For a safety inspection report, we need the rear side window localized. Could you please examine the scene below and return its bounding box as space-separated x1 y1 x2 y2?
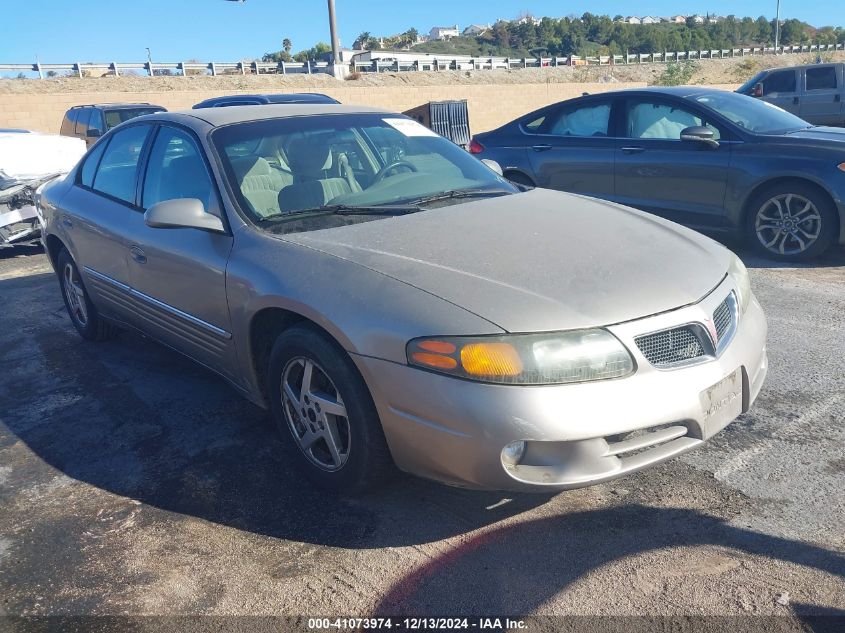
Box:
522 115 546 132
142 126 214 210
547 103 611 137
61 110 78 135
74 109 91 135
91 125 151 204
80 141 107 187
104 108 162 130
806 66 838 91
763 70 797 95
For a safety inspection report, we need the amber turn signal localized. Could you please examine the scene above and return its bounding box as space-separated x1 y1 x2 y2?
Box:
460 342 523 377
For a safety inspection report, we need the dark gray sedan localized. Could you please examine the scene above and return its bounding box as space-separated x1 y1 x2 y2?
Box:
470 88 845 261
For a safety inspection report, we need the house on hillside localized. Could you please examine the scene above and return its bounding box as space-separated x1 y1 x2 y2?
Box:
462 24 491 36
641 16 660 25
625 16 642 25
429 25 460 41
690 15 706 24
707 15 724 24
670 15 687 24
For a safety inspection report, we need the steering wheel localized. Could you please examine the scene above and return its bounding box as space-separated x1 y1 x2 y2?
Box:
374 160 418 183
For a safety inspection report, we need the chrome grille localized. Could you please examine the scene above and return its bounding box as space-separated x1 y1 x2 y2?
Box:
713 298 732 340
635 327 707 367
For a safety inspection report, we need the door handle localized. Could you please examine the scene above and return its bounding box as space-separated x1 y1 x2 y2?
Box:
836 94 841 103
793 96 800 105
130 246 147 264
621 146 646 154
531 144 552 152
60 216 73 229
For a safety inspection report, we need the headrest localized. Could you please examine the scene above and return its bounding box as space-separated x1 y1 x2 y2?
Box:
286 134 333 176
230 155 272 179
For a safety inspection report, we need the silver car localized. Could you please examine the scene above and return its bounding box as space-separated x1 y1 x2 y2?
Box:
38 104 768 493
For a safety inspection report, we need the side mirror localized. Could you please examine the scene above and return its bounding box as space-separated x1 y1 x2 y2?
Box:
680 126 720 150
480 158 503 176
753 82 764 98
86 128 102 138
144 198 225 233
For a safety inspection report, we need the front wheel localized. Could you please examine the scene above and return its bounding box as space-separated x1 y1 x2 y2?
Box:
746 183 837 261
267 324 393 494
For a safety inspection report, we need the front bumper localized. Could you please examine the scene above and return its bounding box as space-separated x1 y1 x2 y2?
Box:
353 276 768 492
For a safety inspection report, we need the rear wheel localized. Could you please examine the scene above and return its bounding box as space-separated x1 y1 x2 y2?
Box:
57 248 117 341
746 182 837 261
268 324 393 494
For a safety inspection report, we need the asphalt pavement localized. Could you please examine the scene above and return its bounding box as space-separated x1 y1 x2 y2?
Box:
0 244 843 627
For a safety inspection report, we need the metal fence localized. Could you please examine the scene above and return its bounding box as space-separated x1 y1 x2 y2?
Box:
1 43 843 79
0 60 332 79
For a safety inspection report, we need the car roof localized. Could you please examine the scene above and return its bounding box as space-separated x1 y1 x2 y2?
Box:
193 93 339 107
141 104 395 128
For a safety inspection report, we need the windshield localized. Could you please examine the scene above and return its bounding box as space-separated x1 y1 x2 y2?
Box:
694 92 810 134
212 114 516 234
104 108 165 129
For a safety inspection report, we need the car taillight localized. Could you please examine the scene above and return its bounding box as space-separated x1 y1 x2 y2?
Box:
468 138 484 154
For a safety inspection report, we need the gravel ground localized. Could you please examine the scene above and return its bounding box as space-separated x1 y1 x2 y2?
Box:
2 52 843 93
0 242 843 628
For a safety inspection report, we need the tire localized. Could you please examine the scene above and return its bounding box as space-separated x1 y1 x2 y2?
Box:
267 324 394 494
56 248 118 341
504 171 535 189
745 182 838 262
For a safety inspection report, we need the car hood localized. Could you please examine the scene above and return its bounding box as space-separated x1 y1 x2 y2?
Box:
780 126 845 144
284 189 731 333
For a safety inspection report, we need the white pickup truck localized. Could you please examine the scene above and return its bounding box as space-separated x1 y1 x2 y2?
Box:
0 130 86 248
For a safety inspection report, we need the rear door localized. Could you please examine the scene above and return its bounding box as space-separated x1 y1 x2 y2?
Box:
800 65 842 126
760 69 801 115
613 96 732 228
525 97 615 198
125 124 237 377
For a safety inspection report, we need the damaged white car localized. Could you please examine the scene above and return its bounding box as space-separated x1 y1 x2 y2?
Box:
0 130 86 248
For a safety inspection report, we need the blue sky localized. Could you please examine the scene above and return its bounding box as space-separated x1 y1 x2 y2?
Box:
0 1 841 62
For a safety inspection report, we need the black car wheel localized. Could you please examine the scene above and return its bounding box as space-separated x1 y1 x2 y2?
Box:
746 182 837 261
57 248 117 341
268 324 394 494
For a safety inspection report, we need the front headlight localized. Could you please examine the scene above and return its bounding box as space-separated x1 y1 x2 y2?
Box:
728 254 752 315
407 330 635 385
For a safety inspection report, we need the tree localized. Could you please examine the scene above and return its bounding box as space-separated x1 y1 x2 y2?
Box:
283 38 292 54
354 31 372 49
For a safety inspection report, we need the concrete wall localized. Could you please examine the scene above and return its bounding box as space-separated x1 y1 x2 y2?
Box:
0 82 649 135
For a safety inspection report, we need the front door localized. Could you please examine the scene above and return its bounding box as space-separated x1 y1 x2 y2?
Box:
761 68 801 116
525 98 615 198
613 97 732 229
800 65 843 126
125 124 237 378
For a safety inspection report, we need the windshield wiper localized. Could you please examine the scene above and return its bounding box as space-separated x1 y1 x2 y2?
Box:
404 188 515 206
258 203 422 222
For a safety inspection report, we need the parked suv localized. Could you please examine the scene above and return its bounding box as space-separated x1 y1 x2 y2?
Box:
192 93 339 109
60 103 166 146
737 63 844 126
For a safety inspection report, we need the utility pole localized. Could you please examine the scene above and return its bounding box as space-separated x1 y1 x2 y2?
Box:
327 0 340 64
774 0 781 53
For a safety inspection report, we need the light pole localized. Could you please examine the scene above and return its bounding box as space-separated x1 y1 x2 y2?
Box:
224 0 341 65
774 0 781 53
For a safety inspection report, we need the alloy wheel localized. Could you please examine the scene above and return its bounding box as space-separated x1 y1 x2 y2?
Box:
754 193 822 256
280 357 350 471
62 263 88 327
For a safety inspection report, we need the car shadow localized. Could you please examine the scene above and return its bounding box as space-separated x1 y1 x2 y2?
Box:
708 235 845 270
0 272 553 550
373 506 845 621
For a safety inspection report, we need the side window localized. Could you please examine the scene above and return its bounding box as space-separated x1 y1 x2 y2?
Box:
763 70 797 95
80 141 107 188
142 126 214 211
627 102 720 140
546 103 611 137
806 67 837 91
89 110 105 134
61 110 78 135
91 125 151 204
522 114 546 132
74 109 91 135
